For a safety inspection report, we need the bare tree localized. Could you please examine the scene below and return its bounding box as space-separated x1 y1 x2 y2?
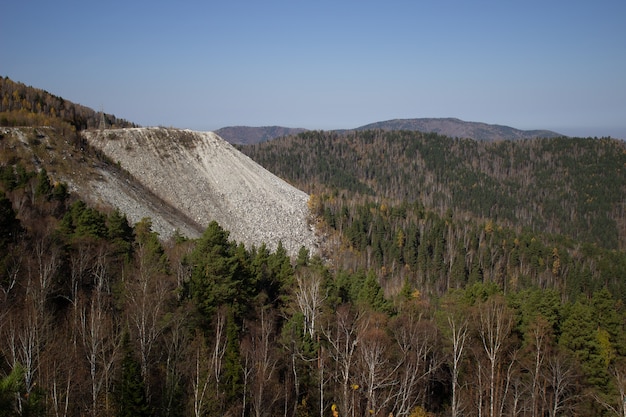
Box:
476 296 513 417
356 312 396 417
162 308 190 416
447 312 469 417
189 334 211 417
244 308 280 417
126 241 172 395
546 351 578 417
525 316 552 417
323 305 362 417
78 251 121 417
598 362 626 417
4 306 39 411
389 312 439 417
294 271 326 339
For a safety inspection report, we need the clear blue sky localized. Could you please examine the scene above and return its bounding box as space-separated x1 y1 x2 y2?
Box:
2 0 625 138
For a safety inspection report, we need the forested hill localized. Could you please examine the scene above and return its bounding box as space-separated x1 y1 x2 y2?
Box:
355 117 563 140
239 129 626 250
0 76 136 131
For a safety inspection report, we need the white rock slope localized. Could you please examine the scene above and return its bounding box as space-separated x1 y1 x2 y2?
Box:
83 127 317 255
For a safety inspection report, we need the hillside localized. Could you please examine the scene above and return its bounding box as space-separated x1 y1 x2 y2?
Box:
82 128 317 255
0 76 136 131
240 129 626 250
354 117 563 140
1 76 318 255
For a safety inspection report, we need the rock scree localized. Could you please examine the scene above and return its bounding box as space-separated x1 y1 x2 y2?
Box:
82 127 318 256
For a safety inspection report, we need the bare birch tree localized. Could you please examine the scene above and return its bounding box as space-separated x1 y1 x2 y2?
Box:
476 296 513 417
323 305 361 417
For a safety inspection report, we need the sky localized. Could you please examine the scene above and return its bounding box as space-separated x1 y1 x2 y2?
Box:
2 0 625 138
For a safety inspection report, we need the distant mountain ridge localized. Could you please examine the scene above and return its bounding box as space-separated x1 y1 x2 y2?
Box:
215 125 308 145
355 118 563 140
217 118 563 144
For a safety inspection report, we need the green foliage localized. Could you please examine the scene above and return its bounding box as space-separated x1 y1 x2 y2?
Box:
0 365 23 417
34 168 52 198
242 131 626 249
134 218 168 273
0 191 20 249
357 269 393 313
296 245 310 267
186 221 244 322
108 209 134 259
116 334 152 417
222 308 242 403
60 199 108 240
559 297 609 388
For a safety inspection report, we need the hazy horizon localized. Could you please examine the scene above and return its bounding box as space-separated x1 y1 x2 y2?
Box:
3 1 625 139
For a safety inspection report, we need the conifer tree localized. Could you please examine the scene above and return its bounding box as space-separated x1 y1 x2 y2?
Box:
117 334 152 417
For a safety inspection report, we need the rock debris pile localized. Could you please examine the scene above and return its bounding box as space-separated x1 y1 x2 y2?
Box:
82 127 318 256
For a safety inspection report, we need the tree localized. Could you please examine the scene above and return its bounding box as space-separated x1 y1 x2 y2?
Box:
445 310 469 417
356 312 395 416
243 308 280 417
125 220 172 397
79 250 122 417
0 191 20 250
475 296 514 417
323 305 361 417
295 270 325 340
117 333 152 417
0 364 23 417
186 221 242 323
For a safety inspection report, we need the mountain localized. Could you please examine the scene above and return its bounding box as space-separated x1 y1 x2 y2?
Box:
215 125 307 144
354 117 563 140
217 118 562 145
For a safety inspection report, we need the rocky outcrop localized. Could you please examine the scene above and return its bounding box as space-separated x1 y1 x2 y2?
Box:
82 127 318 256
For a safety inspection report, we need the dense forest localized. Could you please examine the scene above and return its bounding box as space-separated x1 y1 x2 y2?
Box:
3 161 626 417
239 130 626 250
2 77 626 417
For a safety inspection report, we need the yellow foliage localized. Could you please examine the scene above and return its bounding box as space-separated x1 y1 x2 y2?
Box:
307 194 323 216
408 406 429 417
396 229 405 248
597 328 616 367
485 220 494 234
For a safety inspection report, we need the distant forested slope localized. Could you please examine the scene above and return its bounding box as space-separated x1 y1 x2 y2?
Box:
240 130 626 250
